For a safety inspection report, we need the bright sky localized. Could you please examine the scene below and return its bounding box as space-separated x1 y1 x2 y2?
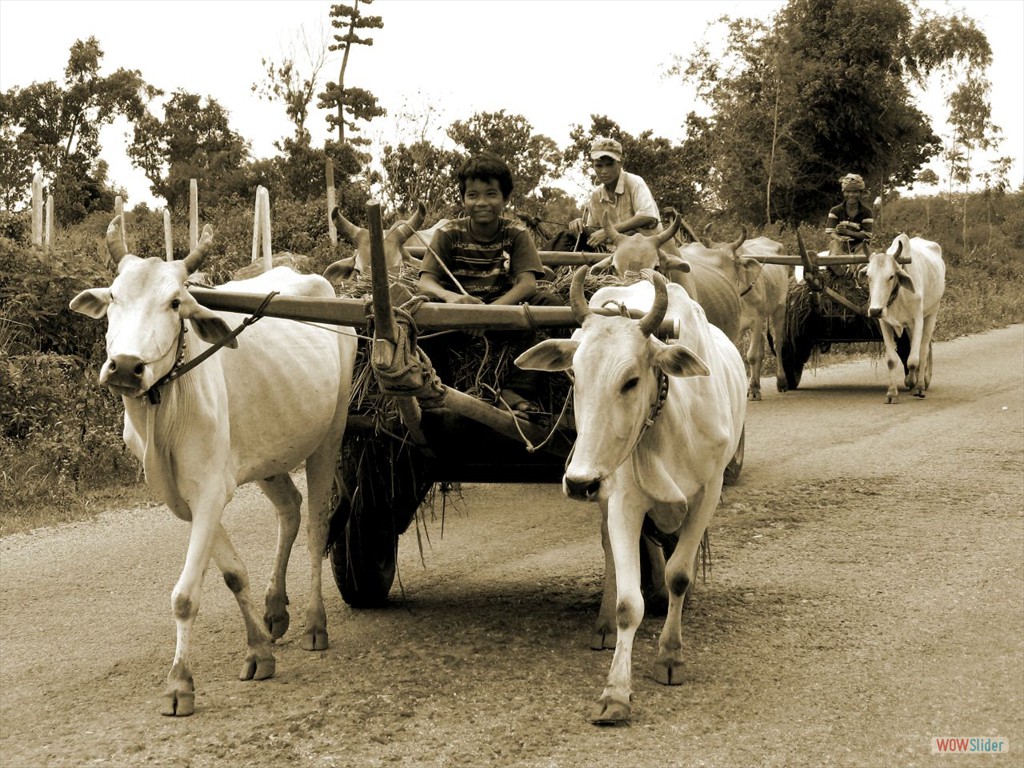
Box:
1 0 1021 209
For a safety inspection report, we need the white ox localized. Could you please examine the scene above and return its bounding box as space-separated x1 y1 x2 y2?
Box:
865 234 946 403
70 217 358 716
686 227 792 399
516 267 747 723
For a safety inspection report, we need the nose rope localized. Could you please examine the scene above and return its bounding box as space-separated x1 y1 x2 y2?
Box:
145 290 279 404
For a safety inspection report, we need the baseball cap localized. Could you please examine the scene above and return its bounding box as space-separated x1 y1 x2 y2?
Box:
590 137 623 162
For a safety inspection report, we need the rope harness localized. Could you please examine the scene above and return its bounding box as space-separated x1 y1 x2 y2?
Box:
145 290 279 404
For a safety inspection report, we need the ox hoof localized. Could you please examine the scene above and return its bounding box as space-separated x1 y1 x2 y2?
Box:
590 697 632 724
912 388 926 398
776 378 788 393
239 653 276 681
302 627 329 651
747 388 762 401
160 689 195 717
653 658 685 686
590 629 616 651
885 392 899 404
264 610 290 640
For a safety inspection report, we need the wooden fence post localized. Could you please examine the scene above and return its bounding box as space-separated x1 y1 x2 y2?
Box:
114 196 128 253
163 209 174 261
326 158 337 246
250 186 272 271
189 179 198 250
31 171 42 246
44 195 54 251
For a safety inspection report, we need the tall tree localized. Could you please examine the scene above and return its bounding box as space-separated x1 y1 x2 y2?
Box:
673 0 992 227
0 37 154 221
563 117 700 216
253 26 331 146
378 140 462 216
318 1 385 147
446 110 565 211
128 91 251 210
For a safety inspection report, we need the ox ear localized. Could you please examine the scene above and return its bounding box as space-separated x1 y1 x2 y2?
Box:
69 288 112 319
660 254 691 274
654 342 710 379
323 256 357 284
515 339 579 372
588 255 615 275
401 252 425 273
178 294 237 348
895 268 916 294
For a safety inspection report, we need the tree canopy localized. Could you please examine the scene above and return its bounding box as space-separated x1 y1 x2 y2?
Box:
673 0 993 226
0 37 154 222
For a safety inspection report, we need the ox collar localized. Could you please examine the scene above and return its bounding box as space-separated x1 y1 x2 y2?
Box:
636 367 670 444
145 290 279 404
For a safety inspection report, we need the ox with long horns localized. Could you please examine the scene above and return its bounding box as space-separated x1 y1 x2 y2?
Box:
588 210 745 346
323 202 433 283
516 267 747 723
70 217 358 716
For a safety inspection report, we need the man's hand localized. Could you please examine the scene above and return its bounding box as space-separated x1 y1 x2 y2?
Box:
451 294 485 305
587 228 610 248
568 218 584 236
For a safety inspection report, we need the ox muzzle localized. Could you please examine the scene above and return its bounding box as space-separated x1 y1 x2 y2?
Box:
100 354 151 397
563 475 602 502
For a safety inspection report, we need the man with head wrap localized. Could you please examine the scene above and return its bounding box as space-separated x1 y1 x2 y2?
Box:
825 173 874 255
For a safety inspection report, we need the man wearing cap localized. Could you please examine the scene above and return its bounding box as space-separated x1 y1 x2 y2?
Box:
826 173 873 255
567 137 662 251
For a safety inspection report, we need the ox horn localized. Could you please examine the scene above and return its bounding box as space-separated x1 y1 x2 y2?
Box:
182 224 214 273
654 211 681 247
638 269 669 337
387 202 427 245
702 222 713 247
729 225 747 253
681 218 703 245
105 216 128 262
331 206 364 243
569 266 591 324
601 212 626 245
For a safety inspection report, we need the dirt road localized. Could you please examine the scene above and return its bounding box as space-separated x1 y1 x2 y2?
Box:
2 326 1022 768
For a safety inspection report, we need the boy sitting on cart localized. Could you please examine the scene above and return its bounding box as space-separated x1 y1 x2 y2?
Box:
417 153 562 418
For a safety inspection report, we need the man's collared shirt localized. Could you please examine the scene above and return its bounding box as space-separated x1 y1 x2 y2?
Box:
583 170 660 233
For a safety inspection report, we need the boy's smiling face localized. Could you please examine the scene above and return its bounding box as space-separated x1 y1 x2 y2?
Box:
462 177 507 227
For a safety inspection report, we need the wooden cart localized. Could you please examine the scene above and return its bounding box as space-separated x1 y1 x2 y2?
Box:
191 203 745 607
752 234 913 390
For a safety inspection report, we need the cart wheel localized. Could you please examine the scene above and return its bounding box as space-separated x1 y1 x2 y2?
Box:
723 425 745 486
328 431 433 608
